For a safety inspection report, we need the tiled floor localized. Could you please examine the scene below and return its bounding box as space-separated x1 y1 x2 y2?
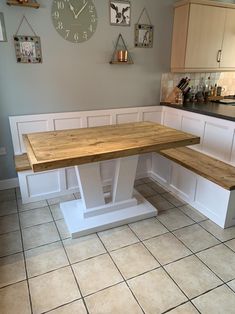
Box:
0 179 235 313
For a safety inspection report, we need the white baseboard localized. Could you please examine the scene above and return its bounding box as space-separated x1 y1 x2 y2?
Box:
0 178 19 190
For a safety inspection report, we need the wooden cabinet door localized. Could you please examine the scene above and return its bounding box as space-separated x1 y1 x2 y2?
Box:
185 4 226 69
220 8 235 68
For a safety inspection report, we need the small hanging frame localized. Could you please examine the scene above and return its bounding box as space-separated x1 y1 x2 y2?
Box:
13 15 42 63
110 33 133 64
135 8 154 48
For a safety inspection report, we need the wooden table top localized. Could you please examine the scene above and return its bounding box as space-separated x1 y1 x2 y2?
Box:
23 121 200 172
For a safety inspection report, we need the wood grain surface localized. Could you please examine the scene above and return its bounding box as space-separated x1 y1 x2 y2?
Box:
23 122 200 172
14 154 31 172
160 147 235 190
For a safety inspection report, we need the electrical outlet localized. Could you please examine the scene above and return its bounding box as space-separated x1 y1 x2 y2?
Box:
0 147 7 156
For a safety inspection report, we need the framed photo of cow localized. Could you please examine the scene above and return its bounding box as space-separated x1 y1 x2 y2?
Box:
110 1 131 26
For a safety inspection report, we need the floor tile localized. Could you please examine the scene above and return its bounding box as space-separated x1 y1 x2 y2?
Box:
0 281 31 314
0 253 26 288
148 194 175 211
47 300 87 314
165 255 222 299
0 200 17 216
56 219 71 240
98 225 139 251
25 241 69 277
47 194 75 206
196 244 235 282
192 285 235 314
162 192 185 207
157 208 195 231
173 224 220 253
85 282 143 314
147 181 167 194
50 204 64 220
135 184 157 198
0 189 16 201
167 302 199 313
200 220 235 242
225 238 235 251
29 267 80 314
228 279 235 292
129 218 168 240
20 206 53 229
0 231 22 257
0 213 19 235
73 254 123 296
128 268 187 314
18 199 48 212
134 178 145 186
144 233 191 265
110 243 159 279
63 234 106 263
22 222 60 250
179 204 207 222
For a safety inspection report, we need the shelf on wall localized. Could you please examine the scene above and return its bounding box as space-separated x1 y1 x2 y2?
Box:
110 61 134 65
7 0 40 8
110 34 133 65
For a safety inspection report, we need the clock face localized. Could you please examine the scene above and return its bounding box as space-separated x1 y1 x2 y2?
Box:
51 0 98 43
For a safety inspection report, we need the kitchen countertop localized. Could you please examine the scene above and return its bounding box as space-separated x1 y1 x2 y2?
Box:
161 101 235 122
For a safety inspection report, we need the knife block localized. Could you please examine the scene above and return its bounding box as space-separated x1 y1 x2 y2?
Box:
165 87 182 103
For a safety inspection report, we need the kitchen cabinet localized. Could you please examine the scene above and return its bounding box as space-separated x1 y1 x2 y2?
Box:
171 0 235 72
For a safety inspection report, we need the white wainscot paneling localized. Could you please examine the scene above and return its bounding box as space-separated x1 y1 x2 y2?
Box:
181 115 205 149
54 117 82 130
143 111 162 123
170 162 197 203
202 122 234 161
137 154 152 178
163 110 182 129
194 176 231 228
65 167 79 190
151 153 171 186
116 112 139 124
87 115 112 127
16 120 50 153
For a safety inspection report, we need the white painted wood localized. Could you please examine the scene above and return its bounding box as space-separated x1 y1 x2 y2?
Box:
87 115 112 127
163 110 182 129
202 121 234 161
116 112 140 124
181 115 205 150
169 161 197 203
54 117 82 130
151 153 171 185
112 155 139 203
75 163 105 210
61 190 157 238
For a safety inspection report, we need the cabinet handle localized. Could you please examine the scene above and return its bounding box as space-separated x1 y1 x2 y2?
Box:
217 50 222 63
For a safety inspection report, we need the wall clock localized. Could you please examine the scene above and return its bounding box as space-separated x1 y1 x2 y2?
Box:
51 0 98 43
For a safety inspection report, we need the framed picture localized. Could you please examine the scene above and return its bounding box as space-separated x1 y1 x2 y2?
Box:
135 24 153 48
110 1 131 26
0 13 7 42
14 35 42 63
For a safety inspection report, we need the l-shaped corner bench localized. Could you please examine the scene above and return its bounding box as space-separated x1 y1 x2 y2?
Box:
10 105 235 229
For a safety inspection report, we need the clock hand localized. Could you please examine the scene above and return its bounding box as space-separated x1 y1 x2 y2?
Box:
68 2 76 18
75 2 88 19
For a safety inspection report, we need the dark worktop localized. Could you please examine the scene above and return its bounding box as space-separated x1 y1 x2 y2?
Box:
161 102 235 122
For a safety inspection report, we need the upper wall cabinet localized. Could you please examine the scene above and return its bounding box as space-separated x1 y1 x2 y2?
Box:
171 0 235 72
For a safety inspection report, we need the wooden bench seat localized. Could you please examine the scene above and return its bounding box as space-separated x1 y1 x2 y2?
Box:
160 147 235 191
14 154 31 172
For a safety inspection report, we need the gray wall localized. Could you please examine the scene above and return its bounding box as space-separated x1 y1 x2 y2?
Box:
0 0 174 181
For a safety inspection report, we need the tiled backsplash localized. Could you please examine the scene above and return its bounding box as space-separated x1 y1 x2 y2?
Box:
161 72 235 102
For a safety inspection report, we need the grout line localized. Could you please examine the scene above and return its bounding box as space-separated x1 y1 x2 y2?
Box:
46 199 89 314
15 190 33 314
96 232 146 314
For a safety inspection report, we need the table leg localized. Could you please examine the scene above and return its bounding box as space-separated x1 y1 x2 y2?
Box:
61 155 157 238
